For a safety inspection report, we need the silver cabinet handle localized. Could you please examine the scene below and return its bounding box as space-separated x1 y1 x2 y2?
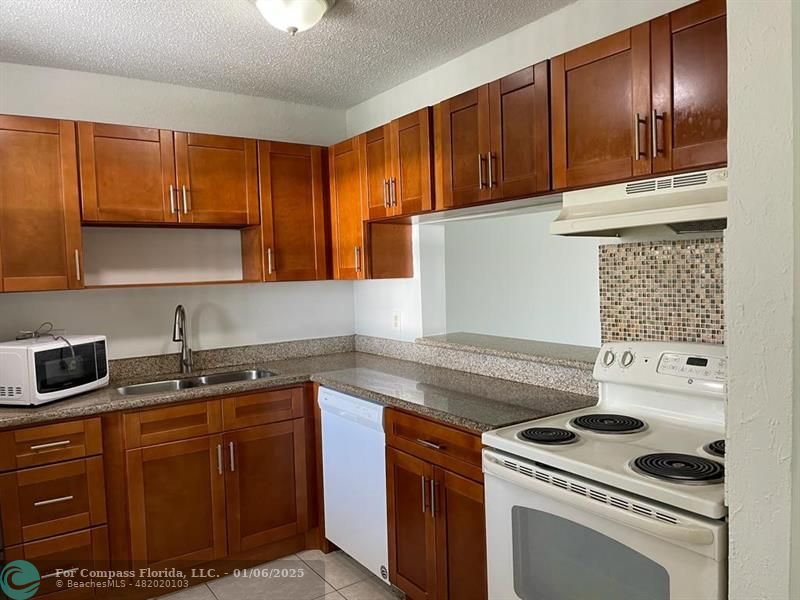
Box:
354 246 362 273
651 110 664 158
487 152 494 189
216 444 223 475
634 113 647 160
478 154 485 189
34 495 74 507
416 438 444 451
267 247 274 275
383 179 389 208
30 440 70 451
421 475 427 513
182 184 189 214
390 177 397 207
74 250 81 282
169 184 176 214
429 479 437 516
228 442 235 472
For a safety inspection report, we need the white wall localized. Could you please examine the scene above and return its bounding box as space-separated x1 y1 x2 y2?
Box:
794 3 800 595
0 62 346 145
0 282 354 360
443 209 602 347
726 1 799 598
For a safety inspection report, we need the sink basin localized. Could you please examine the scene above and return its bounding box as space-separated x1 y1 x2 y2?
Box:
116 369 275 396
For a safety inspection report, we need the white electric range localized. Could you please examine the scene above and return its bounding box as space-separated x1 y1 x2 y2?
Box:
482 341 727 600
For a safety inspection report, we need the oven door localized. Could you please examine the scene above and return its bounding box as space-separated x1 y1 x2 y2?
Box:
483 450 726 600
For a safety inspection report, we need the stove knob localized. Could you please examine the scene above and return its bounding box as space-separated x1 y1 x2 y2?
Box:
602 350 615 367
621 350 635 368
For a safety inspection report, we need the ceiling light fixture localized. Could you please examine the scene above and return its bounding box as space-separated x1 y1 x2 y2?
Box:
256 0 336 36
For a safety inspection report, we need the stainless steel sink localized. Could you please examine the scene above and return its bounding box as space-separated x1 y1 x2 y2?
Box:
116 369 275 396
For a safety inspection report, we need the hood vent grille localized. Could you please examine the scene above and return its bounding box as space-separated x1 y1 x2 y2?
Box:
673 172 709 188
626 172 711 196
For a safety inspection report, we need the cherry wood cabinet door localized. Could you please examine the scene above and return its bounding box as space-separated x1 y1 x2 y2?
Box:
390 108 433 215
387 448 436 600
434 86 491 208
224 420 307 554
259 141 327 282
551 24 652 189
328 137 365 280
433 467 487 600
78 122 177 223
651 0 727 173
174 132 259 226
360 125 392 220
0 116 82 292
488 62 551 199
126 435 226 568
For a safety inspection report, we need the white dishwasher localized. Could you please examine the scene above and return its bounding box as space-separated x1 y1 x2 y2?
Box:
318 387 389 582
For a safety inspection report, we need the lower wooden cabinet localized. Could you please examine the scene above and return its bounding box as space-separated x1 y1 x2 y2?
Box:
386 411 488 600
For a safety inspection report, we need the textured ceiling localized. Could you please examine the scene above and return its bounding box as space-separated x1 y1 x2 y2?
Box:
0 0 575 108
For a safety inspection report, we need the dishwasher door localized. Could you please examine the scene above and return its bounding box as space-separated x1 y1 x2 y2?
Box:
319 387 389 582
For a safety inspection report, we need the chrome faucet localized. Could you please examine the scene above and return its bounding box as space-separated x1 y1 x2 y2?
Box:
172 305 193 374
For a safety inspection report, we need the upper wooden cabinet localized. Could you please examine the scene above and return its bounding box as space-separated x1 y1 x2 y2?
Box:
651 0 727 173
259 141 328 282
435 62 550 208
361 108 433 219
329 137 365 280
78 124 259 226
175 132 260 226
552 0 727 188
551 25 652 189
0 116 83 292
78 123 176 223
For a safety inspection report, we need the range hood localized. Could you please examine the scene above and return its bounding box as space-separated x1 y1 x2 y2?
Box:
550 168 728 236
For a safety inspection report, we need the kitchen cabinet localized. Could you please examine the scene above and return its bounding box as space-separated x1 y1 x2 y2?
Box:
126 434 228 568
0 115 83 292
551 25 652 189
435 62 549 208
224 420 307 553
651 0 727 173
328 137 365 280
175 132 260 226
78 123 176 223
385 410 487 600
362 108 433 218
552 0 727 188
259 141 328 281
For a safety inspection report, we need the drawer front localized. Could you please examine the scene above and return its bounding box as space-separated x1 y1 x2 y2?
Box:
385 409 482 481
5 526 109 599
0 457 107 545
124 400 222 448
222 387 304 430
0 418 102 472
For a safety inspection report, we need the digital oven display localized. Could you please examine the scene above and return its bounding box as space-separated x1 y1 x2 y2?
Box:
686 357 708 367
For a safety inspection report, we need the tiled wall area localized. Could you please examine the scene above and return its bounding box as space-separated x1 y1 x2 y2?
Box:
599 238 724 344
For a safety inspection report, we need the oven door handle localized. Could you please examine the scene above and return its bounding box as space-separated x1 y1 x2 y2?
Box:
483 454 714 547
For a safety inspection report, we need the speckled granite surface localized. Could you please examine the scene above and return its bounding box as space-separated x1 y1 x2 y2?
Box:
0 352 597 433
355 335 598 397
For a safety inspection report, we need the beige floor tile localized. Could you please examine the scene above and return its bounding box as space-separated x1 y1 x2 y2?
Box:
299 550 374 590
207 555 333 600
153 583 216 600
338 576 402 600
318 592 346 600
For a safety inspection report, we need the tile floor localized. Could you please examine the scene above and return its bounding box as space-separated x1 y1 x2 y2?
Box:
156 550 403 600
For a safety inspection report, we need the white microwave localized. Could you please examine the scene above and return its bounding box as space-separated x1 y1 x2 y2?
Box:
0 335 109 406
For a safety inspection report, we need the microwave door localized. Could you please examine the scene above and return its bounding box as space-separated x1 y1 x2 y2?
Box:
484 456 726 600
35 343 99 394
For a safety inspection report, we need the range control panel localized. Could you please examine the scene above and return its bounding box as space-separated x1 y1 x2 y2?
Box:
657 353 726 381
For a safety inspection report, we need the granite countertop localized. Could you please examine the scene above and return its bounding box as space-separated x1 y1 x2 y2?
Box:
0 352 597 433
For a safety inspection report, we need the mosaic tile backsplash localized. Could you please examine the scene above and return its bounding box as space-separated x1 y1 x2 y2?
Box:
599 238 724 345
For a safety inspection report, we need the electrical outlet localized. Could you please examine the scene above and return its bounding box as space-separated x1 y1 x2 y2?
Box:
391 310 402 331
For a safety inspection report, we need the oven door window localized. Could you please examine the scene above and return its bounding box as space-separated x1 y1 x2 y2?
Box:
512 506 669 600
35 343 98 393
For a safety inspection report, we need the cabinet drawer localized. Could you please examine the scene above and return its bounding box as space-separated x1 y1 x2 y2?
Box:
0 418 102 472
5 526 109 599
124 400 222 448
0 456 107 545
385 410 482 482
222 387 304 430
